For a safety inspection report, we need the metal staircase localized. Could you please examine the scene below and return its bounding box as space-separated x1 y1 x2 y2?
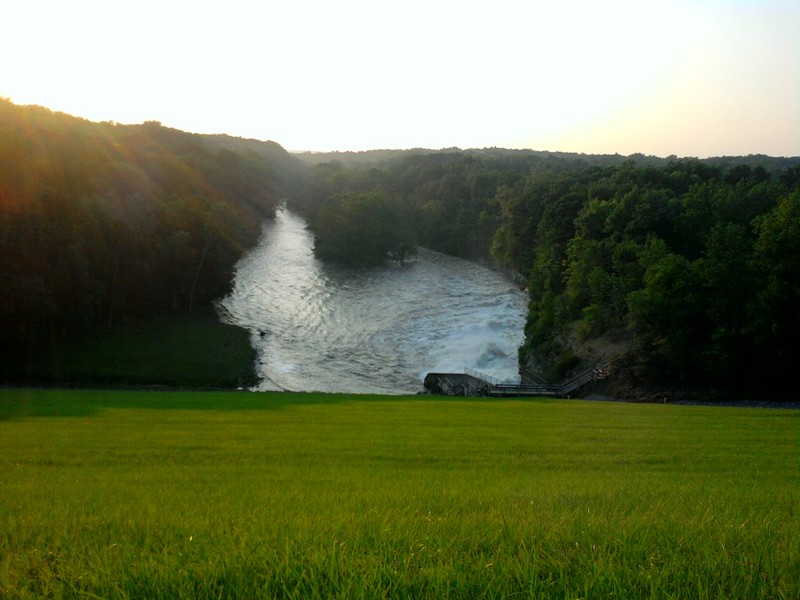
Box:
427 364 611 398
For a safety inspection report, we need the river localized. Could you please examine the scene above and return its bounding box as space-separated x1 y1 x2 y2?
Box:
218 207 529 394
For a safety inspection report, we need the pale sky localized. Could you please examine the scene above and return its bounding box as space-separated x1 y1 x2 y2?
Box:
3 0 798 157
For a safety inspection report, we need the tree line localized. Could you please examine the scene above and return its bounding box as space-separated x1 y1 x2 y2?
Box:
293 149 800 399
0 100 287 375
3 98 799 398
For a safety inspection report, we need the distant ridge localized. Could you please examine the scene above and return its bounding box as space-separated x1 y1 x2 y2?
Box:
292 146 800 171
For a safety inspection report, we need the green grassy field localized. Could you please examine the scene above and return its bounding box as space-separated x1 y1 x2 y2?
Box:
1 389 797 598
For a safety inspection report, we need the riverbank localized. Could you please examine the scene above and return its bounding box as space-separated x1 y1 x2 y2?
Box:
0 311 257 389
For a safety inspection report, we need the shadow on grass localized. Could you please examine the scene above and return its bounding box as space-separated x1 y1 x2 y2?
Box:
0 387 531 420
1 312 258 392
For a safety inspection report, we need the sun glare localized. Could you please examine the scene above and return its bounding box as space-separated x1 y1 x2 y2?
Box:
2 0 798 156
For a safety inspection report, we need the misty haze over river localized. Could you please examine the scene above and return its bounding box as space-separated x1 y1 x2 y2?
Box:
219 207 528 394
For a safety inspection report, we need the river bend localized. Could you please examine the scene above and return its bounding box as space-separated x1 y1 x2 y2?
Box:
219 207 528 393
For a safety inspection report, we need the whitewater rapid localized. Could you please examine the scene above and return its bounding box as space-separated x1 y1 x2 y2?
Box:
218 207 528 394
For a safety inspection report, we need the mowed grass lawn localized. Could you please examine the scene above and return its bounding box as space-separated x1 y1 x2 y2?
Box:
1 389 797 599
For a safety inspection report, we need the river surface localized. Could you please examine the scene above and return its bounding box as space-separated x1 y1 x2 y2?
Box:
219 207 528 394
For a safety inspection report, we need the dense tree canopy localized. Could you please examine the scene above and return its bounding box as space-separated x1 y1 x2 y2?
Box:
0 100 289 375
294 149 800 399
311 192 416 266
4 98 799 398
487 159 798 395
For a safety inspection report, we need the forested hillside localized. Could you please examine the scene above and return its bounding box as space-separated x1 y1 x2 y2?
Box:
3 98 799 398
0 100 292 377
295 151 800 399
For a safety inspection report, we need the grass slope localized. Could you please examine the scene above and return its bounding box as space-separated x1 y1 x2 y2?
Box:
1 389 798 598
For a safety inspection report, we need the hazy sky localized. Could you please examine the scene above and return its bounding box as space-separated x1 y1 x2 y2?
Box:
3 0 798 157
